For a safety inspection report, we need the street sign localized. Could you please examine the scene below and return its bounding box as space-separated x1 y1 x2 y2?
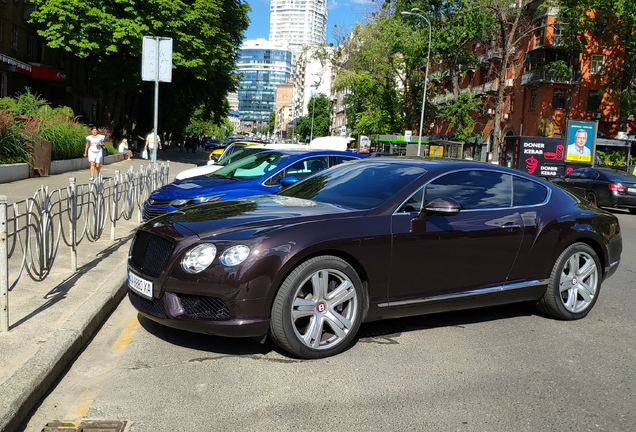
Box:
404 130 412 142
142 37 173 82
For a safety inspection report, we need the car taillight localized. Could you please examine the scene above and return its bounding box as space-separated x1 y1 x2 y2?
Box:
609 183 624 192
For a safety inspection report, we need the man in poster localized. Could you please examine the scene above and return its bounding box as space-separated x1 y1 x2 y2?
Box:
565 122 594 163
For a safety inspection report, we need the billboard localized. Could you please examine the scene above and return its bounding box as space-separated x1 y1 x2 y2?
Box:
564 119 597 164
509 136 566 177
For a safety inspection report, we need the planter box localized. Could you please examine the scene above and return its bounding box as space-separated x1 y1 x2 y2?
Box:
0 163 30 184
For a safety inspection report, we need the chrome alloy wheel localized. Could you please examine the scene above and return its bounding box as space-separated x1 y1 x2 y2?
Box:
290 268 359 350
559 251 599 313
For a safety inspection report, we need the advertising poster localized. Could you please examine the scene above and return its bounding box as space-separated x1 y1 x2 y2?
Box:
429 145 444 157
564 120 597 163
359 135 371 153
518 137 565 177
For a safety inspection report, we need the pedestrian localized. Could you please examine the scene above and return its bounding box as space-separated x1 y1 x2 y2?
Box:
118 138 133 160
145 129 162 163
179 134 185 153
84 126 105 180
185 135 192 153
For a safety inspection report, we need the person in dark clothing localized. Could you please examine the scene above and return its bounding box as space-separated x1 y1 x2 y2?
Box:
185 135 192 153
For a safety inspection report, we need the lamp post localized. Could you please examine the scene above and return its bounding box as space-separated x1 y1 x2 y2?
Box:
401 8 432 157
310 90 316 142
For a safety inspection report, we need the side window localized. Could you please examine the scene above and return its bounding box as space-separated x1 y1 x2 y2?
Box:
265 156 328 186
397 188 424 213
334 156 358 165
513 176 548 206
566 170 582 179
425 170 513 210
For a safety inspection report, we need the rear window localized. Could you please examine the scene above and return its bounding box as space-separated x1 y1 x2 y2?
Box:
513 176 548 206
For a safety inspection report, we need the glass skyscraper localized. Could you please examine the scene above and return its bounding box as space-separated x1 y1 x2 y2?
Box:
269 0 328 54
237 39 294 123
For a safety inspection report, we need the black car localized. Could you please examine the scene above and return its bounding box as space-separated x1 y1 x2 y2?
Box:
128 158 622 358
552 167 636 214
201 138 220 150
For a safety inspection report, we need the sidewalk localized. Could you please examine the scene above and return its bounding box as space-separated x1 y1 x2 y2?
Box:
0 149 207 432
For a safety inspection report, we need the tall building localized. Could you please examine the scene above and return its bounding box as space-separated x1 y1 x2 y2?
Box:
292 45 334 118
269 0 328 55
237 39 293 125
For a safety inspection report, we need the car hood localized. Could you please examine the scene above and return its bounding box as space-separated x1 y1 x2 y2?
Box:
152 195 361 238
150 176 253 199
175 164 223 180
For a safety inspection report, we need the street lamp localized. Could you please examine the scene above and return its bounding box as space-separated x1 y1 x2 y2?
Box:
402 8 432 157
310 90 316 142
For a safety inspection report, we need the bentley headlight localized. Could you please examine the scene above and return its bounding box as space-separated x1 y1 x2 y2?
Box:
221 245 250 266
182 244 217 274
171 195 225 208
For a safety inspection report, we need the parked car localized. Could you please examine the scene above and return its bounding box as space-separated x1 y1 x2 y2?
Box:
176 143 315 180
128 158 622 358
201 137 220 150
552 167 636 214
142 149 365 221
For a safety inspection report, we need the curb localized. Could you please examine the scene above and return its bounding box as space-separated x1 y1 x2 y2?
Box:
0 260 129 432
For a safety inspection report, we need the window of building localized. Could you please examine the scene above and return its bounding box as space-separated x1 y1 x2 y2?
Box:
587 91 602 111
530 89 537 110
26 35 34 59
11 25 18 51
552 89 565 109
510 94 516 112
0 20 3 41
590 55 605 75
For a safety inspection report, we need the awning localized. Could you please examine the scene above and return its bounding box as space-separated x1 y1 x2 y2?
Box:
1 54 32 72
14 64 66 82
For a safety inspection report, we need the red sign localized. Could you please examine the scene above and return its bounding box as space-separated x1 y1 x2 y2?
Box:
15 64 66 82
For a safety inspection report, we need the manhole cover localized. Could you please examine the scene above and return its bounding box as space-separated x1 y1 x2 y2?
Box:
42 420 127 432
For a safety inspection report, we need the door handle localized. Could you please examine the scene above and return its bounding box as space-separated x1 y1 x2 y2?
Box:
502 223 522 230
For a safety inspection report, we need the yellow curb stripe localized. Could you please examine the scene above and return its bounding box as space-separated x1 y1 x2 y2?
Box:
65 388 99 418
112 315 140 356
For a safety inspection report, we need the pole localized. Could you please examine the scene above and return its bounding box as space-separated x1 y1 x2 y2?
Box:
153 37 159 166
310 94 316 142
1 195 8 332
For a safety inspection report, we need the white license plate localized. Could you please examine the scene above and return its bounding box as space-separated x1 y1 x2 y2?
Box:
628 187 636 194
128 270 153 300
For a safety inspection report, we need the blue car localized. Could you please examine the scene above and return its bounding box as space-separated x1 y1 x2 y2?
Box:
143 149 365 221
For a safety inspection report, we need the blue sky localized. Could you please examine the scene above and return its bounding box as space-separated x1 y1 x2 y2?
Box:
244 0 373 46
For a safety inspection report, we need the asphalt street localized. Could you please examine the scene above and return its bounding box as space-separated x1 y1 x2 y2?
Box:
18 209 636 432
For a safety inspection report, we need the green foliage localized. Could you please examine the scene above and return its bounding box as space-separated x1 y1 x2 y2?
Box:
30 0 250 134
437 92 482 142
268 112 276 134
596 149 627 167
0 89 90 163
184 105 232 138
296 95 332 140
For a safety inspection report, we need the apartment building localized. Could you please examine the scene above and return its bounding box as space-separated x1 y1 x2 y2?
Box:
269 0 328 56
430 3 634 154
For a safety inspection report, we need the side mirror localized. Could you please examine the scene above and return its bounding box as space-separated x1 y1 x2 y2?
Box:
207 160 216 165
420 197 461 219
280 175 300 188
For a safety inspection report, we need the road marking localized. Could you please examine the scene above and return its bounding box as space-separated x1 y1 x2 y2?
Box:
65 315 140 419
112 315 140 356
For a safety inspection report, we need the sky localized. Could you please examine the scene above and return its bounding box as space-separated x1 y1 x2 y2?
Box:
244 0 374 47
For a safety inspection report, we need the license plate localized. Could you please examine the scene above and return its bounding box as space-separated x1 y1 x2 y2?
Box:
128 270 153 299
628 187 636 194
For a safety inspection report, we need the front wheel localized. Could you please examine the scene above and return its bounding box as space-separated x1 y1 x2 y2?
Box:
538 243 601 320
270 256 365 359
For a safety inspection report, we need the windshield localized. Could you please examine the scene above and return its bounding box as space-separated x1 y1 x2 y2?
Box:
210 152 293 180
279 162 426 209
217 148 266 167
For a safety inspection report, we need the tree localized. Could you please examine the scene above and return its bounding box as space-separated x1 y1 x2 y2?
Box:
268 112 276 134
30 0 250 137
437 92 483 141
297 95 331 140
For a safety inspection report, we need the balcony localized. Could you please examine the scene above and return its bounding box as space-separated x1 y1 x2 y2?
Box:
521 70 581 86
479 48 503 63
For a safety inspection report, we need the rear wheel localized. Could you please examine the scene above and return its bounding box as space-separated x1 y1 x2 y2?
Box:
586 191 598 207
538 242 601 320
270 255 365 359
628 208 636 215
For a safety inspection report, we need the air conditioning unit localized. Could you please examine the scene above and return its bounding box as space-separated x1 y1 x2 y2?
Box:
628 114 634 121
505 79 514 87
503 114 509 119
487 108 493 114
592 113 602 119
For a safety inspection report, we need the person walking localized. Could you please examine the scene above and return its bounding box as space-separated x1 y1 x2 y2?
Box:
84 126 105 180
118 138 133 160
145 129 162 163
185 135 192 153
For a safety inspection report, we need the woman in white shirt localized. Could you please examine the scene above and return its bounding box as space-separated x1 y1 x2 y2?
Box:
118 138 133 160
84 126 105 180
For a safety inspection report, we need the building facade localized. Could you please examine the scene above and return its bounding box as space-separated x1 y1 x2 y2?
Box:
269 0 328 55
429 4 634 155
292 45 334 119
237 39 293 128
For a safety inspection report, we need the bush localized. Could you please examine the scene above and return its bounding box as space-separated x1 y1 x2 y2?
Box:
0 88 91 163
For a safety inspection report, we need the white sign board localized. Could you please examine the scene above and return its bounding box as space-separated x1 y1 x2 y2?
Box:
404 130 412 142
340 126 346 136
142 37 173 82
